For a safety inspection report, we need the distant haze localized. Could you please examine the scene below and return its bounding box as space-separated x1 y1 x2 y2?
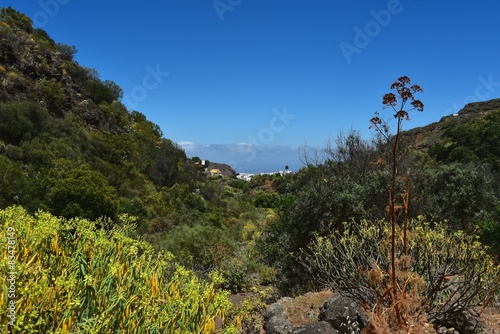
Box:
179 142 306 173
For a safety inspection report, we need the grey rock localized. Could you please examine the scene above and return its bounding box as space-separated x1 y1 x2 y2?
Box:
436 328 460 334
266 315 294 334
318 295 368 333
265 294 368 334
293 321 338 334
265 301 294 334
265 302 287 320
434 309 487 334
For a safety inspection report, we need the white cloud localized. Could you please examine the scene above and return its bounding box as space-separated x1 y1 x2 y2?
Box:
177 141 197 151
177 142 305 173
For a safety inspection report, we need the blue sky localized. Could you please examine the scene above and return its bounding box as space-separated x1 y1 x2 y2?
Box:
4 1 500 172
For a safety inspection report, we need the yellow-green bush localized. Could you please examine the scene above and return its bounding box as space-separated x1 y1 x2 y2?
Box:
300 218 500 329
0 206 234 333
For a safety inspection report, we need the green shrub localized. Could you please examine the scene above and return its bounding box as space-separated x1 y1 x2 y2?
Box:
160 223 236 272
0 101 49 144
41 160 119 220
38 81 64 116
0 7 33 33
0 156 30 208
55 43 77 61
300 218 499 329
0 206 235 333
219 256 252 293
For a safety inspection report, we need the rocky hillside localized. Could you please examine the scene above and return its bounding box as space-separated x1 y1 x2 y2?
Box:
405 98 500 152
208 161 238 177
0 7 207 231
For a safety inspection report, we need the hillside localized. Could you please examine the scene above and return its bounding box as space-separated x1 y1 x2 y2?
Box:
208 161 238 177
0 7 210 232
405 98 500 151
402 99 500 171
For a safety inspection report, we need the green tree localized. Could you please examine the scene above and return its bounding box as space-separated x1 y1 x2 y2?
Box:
0 156 30 208
0 101 49 144
419 163 498 231
103 80 124 101
38 81 64 116
55 43 77 61
41 160 119 220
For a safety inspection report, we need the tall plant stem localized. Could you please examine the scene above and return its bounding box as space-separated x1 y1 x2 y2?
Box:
390 115 404 326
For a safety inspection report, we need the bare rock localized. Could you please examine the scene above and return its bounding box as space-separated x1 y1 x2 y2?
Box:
318 295 368 333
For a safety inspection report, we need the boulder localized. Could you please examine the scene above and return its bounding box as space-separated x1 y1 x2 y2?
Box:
265 302 294 334
318 295 368 333
434 309 486 334
293 321 338 334
265 295 367 334
265 302 288 320
266 315 294 334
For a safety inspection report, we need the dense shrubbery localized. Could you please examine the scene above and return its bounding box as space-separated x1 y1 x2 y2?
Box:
0 101 49 145
256 78 500 332
0 206 235 333
258 127 500 294
300 219 499 329
0 6 205 232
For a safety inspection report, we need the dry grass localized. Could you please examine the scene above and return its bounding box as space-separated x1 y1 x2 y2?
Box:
280 290 334 325
480 306 500 333
361 310 438 334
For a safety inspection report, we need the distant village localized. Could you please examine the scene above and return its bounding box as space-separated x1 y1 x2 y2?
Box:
193 159 293 181
235 170 293 182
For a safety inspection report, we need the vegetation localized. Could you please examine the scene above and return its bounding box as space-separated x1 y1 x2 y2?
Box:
0 206 233 333
300 219 499 331
1 7 499 333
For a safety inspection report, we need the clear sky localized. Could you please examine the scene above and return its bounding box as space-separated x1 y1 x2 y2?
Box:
4 1 500 173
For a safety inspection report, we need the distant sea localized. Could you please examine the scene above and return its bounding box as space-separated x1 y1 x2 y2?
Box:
184 144 307 174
